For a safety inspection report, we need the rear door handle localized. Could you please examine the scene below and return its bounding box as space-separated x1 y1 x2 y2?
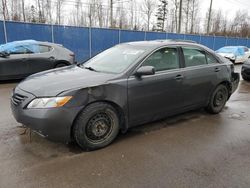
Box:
175 74 184 80
214 67 221 72
49 56 55 60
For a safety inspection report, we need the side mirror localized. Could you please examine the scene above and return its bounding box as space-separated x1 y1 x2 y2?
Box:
135 66 155 77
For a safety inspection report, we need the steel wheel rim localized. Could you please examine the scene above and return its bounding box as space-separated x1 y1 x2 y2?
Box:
214 88 226 107
85 112 114 143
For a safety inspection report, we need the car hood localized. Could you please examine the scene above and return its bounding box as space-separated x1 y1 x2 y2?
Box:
18 65 117 96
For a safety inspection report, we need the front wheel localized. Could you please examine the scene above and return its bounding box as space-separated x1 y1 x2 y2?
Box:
206 84 229 114
73 102 120 151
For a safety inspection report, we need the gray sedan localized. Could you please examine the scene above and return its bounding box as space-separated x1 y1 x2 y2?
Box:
11 40 239 151
0 40 75 80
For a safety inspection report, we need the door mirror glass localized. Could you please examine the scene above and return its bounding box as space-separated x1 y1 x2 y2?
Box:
135 66 155 77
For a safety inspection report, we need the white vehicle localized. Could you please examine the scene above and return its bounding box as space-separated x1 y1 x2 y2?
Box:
216 46 250 64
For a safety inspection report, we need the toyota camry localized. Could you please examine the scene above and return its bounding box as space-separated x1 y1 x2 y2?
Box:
11 40 239 150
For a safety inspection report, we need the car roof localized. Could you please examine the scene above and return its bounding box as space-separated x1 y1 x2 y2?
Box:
0 40 62 48
219 46 246 49
121 39 208 50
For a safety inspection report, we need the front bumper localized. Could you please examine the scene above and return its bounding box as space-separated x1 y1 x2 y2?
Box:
10 87 83 143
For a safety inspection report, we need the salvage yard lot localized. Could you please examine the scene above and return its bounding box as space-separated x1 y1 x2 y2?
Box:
0 65 250 188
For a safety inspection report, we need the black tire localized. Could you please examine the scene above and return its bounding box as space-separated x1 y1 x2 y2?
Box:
73 102 120 151
55 62 68 68
242 74 250 81
206 84 229 114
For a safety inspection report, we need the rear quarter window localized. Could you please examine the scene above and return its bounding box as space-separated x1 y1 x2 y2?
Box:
39 45 52 53
206 53 219 64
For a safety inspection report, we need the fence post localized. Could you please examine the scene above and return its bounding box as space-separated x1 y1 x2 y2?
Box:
247 37 249 47
165 32 168 39
51 24 54 43
225 36 228 46
118 29 121 43
3 19 8 43
199 34 201 44
89 26 92 58
212 34 216 50
144 31 146 41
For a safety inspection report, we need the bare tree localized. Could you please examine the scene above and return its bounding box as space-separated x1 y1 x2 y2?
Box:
45 0 52 23
21 0 25 21
173 0 179 32
1 0 9 20
177 0 182 33
183 0 190 33
96 0 104 28
142 0 155 31
190 0 199 33
56 0 65 25
206 0 213 33
229 10 249 37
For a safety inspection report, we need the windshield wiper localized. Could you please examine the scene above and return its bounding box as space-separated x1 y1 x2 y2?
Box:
83 65 98 72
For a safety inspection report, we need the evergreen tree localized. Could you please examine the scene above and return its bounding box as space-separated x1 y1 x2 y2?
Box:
156 0 168 31
30 5 37 23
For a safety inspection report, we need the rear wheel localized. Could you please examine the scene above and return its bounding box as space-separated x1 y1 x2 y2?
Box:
55 62 68 68
73 102 120 151
206 84 229 114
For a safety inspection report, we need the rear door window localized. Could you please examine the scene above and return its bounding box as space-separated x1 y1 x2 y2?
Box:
182 47 207 67
142 47 179 72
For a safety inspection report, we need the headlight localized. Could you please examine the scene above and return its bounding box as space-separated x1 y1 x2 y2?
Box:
27 96 72 109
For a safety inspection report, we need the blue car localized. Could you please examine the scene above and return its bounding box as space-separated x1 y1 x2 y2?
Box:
216 46 250 64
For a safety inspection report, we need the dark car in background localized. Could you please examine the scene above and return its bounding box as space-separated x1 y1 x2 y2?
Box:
11 40 239 151
0 40 75 80
241 60 250 81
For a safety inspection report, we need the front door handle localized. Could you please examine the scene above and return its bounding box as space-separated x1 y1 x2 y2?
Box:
214 67 221 72
175 74 184 80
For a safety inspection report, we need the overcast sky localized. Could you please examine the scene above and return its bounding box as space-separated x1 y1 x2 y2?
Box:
25 0 249 21
199 0 250 19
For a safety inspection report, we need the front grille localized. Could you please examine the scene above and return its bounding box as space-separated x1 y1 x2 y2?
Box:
11 93 27 106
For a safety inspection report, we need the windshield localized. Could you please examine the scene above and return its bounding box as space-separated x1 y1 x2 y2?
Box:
83 45 146 74
217 47 237 54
